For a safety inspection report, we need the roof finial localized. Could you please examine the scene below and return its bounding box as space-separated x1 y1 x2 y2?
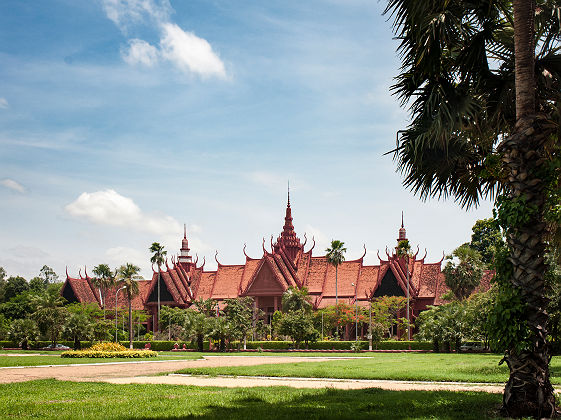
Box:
401 211 404 228
184 223 186 239
287 180 290 206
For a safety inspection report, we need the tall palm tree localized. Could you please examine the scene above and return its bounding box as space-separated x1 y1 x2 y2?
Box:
149 242 167 332
326 240 346 338
116 263 141 349
396 239 412 342
92 263 115 320
384 0 561 416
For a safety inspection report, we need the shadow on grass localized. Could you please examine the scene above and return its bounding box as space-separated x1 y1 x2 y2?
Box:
127 387 502 420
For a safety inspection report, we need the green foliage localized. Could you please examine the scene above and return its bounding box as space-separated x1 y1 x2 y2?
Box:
278 309 318 348
149 243 167 267
62 312 94 349
8 318 39 350
469 218 504 266
0 291 35 320
160 306 188 330
224 297 254 346
61 349 157 358
282 286 312 313
183 309 209 351
0 313 10 340
443 245 484 300
325 240 347 267
32 287 69 345
39 265 58 284
3 276 28 302
193 298 219 317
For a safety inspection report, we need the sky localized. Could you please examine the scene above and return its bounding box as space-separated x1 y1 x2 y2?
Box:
0 0 494 281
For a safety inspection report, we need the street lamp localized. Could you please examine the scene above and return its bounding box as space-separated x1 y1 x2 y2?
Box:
115 285 127 343
351 283 358 343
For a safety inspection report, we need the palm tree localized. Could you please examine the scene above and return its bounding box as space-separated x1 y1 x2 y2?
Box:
116 263 141 349
396 239 412 342
149 242 167 332
92 263 115 320
282 286 312 313
326 240 346 338
384 1 560 416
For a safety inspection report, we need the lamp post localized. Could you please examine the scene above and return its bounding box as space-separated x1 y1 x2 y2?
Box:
351 283 358 343
115 285 127 343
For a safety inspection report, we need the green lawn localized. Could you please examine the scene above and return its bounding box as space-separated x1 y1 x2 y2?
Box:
175 353 561 384
0 379 502 419
0 353 201 367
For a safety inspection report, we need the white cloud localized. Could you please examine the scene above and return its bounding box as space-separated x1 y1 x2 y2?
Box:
65 189 181 235
0 98 8 109
1 178 26 193
121 39 159 66
105 246 150 275
101 0 171 32
160 23 226 79
303 224 329 254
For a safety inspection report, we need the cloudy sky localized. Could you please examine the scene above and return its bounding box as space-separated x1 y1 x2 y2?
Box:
0 0 493 280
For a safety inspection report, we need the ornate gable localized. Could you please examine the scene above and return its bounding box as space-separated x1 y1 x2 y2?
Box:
244 258 287 296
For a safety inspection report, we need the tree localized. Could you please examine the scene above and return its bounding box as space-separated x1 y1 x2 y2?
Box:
278 309 318 349
0 266 6 302
0 314 10 340
194 298 219 317
282 286 312 313
4 276 28 301
183 310 207 351
149 242 167 332
116 263 141 349
396 239 413 341
326 240 346 338
32 288 68 346
63 312 94 350
39 265 58 285
469 218 504 266
92 264 115 320
8 318 39 350
29 277 47 293
224 297 255 350
443 245 485 301
384 0 561 414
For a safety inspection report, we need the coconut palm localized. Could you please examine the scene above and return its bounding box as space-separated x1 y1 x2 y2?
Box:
116 263 141 349
326 240 346 338
149 242 167 331
384 0 561 415
92 263 115 320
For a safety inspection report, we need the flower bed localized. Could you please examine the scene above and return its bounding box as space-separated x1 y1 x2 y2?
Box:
60 342 158 358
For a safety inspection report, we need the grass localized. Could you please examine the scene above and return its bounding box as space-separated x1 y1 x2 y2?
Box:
0 379 502 419
175 353 561 384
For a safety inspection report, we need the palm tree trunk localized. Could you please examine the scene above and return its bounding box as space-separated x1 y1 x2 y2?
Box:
498 1 558 417
157 267 161 332
129 297 133 349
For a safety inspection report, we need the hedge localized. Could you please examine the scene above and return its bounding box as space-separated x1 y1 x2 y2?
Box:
61 350 158 358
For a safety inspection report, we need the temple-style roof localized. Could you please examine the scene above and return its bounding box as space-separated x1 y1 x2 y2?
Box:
62 197 491 316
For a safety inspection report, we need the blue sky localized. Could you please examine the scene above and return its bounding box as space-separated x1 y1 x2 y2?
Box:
0 0 493 280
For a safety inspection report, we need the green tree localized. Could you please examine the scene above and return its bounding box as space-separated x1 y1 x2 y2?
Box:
0 266 6 302
469 219 504 266
0 291 35 320
39 265 58 284
63 312 94 350
282 286 312 313
183 310 208 352
149 242 167 331
207 316 230 352
4 276 28 301
326 240 346 338
0 313 10 340
116 263 141 349
92 264 115 320
278 309 318 349
194 298 219 317
225 297 255 350
28 277 47 293
32 288 68 346
8 318 39 350
443 245 485 301
384 0 561 414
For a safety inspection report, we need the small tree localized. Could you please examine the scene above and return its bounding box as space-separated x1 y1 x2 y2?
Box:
282 286 312 313
63 312 94 349
149 242 167 331
39 265 58 284
326 240 346 338
183 310 208 351
32 288 69 346
8 318 39 350
92 264 115 320
278 309 318 349
444 245 484 301
116 263 141 349
225 297 255 350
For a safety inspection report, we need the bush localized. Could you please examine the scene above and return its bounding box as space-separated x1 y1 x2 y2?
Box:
89 342 127 352
61 349 158 358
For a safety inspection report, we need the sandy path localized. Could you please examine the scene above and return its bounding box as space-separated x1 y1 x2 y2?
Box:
0 356 342 383
105 374 507 393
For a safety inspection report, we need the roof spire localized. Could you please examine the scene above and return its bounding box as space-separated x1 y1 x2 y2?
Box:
398 211 407 241
184 223 187 239
401 211 404 228
287 180 290 206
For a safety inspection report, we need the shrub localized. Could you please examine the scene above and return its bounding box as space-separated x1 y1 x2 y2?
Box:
61 349 157 358
89 342 127 352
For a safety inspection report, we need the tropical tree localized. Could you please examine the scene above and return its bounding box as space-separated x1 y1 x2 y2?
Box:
63 312 94 350
469 218 504 266
224 297 254 350
92 264 115 320
326 240 346 338
183 310 207 351
8 318 39 350
282 286 312 313
443 245 485 301
384 0 561 415
3 276 28 302
278 309 318 349
39 265 58 284
32 289 68 346
149 242 167 331
396 239 413 340
116 263 141 349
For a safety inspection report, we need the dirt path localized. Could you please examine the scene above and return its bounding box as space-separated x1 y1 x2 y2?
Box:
104 374 508 393
0 356 343 383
